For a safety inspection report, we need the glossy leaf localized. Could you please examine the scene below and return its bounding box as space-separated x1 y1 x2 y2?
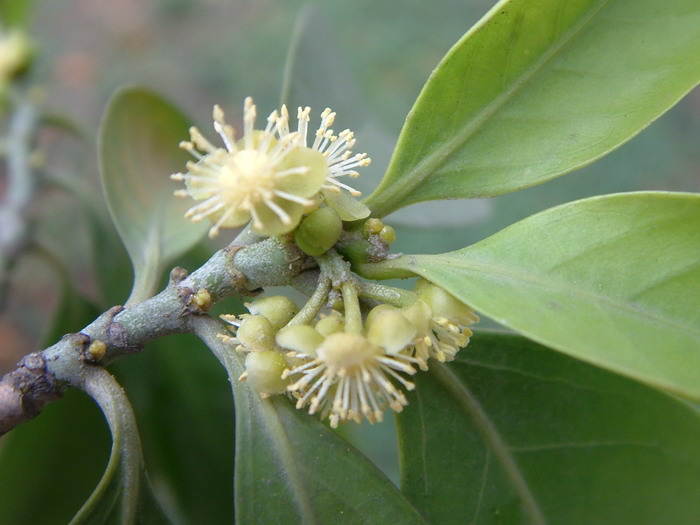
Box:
397 331 700 524
99 88 207 305
365 0 700 217
195 319 425 525
371 192 700 400
71 368 169 524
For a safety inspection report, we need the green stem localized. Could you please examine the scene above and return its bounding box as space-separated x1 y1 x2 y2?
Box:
288 274 331 326
315 249 363 334
358 282 417 307
354 258 417 281
340 280 362 334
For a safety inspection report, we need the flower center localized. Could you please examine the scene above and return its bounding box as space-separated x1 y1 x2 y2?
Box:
316 333 382 372
219 150 275 205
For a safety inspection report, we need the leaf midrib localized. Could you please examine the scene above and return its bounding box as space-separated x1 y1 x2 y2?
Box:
431 363 548 525
412 254 700 340
371 0 613 214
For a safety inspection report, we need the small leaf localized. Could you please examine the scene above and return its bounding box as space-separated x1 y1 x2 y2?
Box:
398 332 700 524
364 0 700 217
371 192 700 400
71 368 170 525
195 319 425 525
99 88 207 305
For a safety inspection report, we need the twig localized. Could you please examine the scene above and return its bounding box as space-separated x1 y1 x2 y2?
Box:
0 235 310 436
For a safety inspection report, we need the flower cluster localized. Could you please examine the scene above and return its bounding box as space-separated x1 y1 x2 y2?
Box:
218 279 478 428
172 98 371 238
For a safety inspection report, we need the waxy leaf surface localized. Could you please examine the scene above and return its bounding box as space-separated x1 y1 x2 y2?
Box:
378 192 700 399
398 332 700 524
365 0 700 217
99 88 207 305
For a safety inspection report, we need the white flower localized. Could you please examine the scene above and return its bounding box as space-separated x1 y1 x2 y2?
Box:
278 307 420 428
278 105 371 198
172 97 328 237
402 280 479 369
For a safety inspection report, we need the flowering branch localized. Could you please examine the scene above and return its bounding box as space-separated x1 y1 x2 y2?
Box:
0 235 310 436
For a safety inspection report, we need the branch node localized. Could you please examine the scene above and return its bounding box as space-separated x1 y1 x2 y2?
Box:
169 266 189 284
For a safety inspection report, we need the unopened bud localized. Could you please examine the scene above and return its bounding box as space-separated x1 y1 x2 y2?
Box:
237 315 276 351
295 206 343 256
245 350 289 396
246 295 299 329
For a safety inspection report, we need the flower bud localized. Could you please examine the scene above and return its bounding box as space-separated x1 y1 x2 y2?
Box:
314 313 345 336
244 350 288 396
246 295 299 329
415 279 479 324
365 306 417 353
362 218 384 237
237 315 276 351
295 206 343 256
276 325 324 355
379 226 396 244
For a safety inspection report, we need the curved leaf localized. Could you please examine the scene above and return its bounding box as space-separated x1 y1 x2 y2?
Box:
370 192 700 400
365 0 700 217
398 331 700 525
195 319 425 525
99 88 207 305
71 368 170 524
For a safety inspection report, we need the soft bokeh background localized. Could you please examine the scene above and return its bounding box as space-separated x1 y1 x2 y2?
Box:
0 1 698 522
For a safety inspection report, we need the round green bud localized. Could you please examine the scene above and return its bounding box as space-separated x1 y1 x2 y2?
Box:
362 217 384 237
276 325 324 355
379 225 396 244
237 315 276 351
315 314 345 336
245 350 288 396
295 206 343 256
247 295 299 329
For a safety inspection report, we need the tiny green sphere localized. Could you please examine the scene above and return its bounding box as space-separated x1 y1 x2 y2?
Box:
362 217 384 237
379 225 396 244
295 206 343 256
237 315 276 351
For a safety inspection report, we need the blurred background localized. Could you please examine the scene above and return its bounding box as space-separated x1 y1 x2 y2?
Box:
0 0 698 523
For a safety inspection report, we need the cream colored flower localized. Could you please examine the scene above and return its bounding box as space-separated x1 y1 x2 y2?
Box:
402 280 480 369
277 307 420 427
278 105 372 221
172 97 328 237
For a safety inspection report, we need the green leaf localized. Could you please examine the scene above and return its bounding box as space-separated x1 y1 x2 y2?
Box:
398 331 700 525
71 368 170 525
0 390 110 525
364 0 700 217
99 88 207 306
195 319 425 525
369 192 700 400
112 334 236 524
